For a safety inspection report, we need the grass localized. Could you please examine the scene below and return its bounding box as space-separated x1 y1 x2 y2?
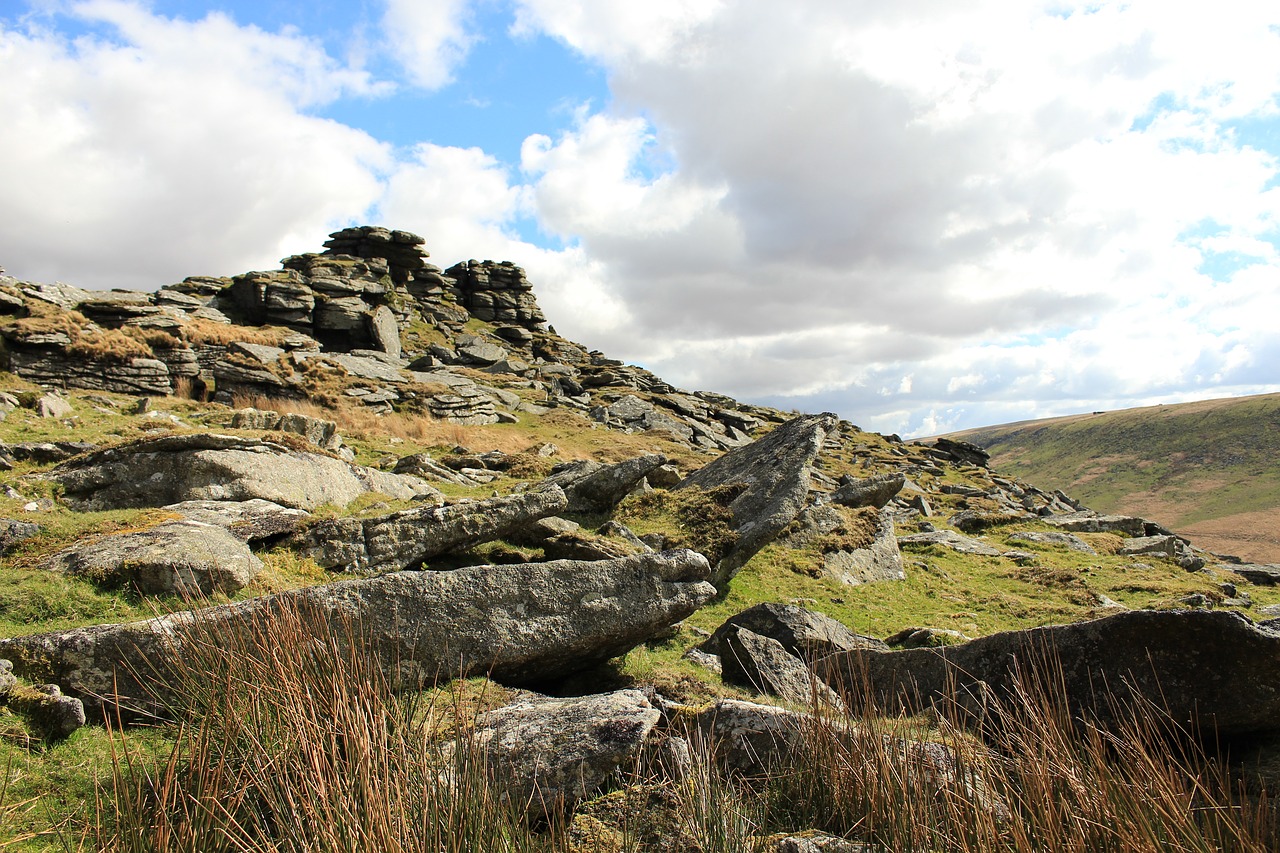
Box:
4 601 1272 852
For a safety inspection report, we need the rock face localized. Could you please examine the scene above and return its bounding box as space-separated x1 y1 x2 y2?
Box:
48 433 438 511
467 690 661 814
43 520 262 596
0 549 716 716
678 413 837 586
820 508 905 586
818 609 1280 737
294 488 569 573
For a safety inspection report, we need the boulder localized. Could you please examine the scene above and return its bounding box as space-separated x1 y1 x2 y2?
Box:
163 499 310 543
720 627 846 712
1233 564 1280 586
3 681 86 740
817 609 1280 738
0 549 716 716
0 518 41 553
1007 530 1096 554
678 413 837 586
537 454 667 515
831 473 906 509
704 603 887 663
48 433 439 511
465 689 661 814
1119 534 1205 571
896 529 1003 556
821 508 906 586
930 438 990 467
1043 512 1147 537
42 519 262 596
293 488 569 573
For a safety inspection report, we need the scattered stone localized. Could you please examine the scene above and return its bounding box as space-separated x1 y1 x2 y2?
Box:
4 682 86 740
831 473 905 509
896 529 1003 556
704 603 887 664
1119 534 1205 571
0 518 40 553
34 393 73 418
1043 512 1147 536
1007 530 1096 554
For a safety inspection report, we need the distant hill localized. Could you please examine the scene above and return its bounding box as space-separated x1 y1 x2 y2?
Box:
940 393 1280 563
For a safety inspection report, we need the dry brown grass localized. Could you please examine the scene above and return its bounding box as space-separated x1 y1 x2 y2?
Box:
177 318 294 347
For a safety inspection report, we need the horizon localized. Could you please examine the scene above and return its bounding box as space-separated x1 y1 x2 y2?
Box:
2 1 1278 436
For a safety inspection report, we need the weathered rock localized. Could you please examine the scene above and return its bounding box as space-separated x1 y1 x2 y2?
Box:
43 520 262 596
49 433 438 511
0 659 14 699
1233 564 1280 586
294 488 569 573
164 499 310 543
678 413 837 586
466 689 661 813
948 509 1033 533
884 627 972 649
831 473 905 509
704 603 887 664
5 440 98 464
537 454 667 515
0 518 41 553
3 682 86 740
821 508 906 586
231 407 343 451
720 627 845 712
897 529 1003 556
818 609 1280 737
1007 530 1096 554
542 532 642 562
931 438 990 467
0 549 715 716
1043 512 1147 536
1119 534 1205 571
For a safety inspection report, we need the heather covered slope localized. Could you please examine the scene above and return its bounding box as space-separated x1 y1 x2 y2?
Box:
943 393 1280 563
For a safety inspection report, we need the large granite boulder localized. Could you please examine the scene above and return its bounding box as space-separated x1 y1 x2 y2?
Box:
0 549 716 717
678 413 837 586
48 433 438 511
293 488 569 573
817 609 1280 738
464 689 661 814
42 519 261 596
831 473 906 509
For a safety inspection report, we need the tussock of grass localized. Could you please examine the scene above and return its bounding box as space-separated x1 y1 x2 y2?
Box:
617 484 742 568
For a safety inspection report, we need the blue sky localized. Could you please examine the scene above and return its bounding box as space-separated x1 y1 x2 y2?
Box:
2 0 1278 437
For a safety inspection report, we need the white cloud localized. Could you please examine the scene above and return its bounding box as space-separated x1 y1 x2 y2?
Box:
380 0 475 90
0 2 391 288
510 0 1280 434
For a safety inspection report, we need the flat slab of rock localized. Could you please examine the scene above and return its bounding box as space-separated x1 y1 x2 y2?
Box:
49 433 439 511
897 529 1002 556
818 609 1280 737
823 508 906 585
678 413 837 586
164 498 310 543
1007 530 1096 554
294 487 569 573
467 689 660 814
1233 564 1280 586
42 519 261 596
1043 512 1146 536
0 549 716 717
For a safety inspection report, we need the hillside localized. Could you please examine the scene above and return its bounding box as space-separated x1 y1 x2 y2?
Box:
942 394 1280 563
2 226 1279 851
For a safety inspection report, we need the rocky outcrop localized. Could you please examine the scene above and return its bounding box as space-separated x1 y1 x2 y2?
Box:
163 499 310 543
293 488 569 573
1007 530 1096 554
465 690 661 814
897 528 1003 556
1043 512 1147 536
818 609 1280 738
1118 534 1205 571
230 407 346 454
0 549 716 716
48 433 438 511
679 413 837 586
43 519 262 596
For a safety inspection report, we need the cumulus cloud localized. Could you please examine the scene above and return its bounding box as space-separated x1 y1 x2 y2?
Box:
511 0 1280 435
0 2 391 289
381 0 476 90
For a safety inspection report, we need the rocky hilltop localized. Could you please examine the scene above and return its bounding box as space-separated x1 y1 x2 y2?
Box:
3 227 1279 849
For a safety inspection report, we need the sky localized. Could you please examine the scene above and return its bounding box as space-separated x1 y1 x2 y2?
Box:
1 0 1278 437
